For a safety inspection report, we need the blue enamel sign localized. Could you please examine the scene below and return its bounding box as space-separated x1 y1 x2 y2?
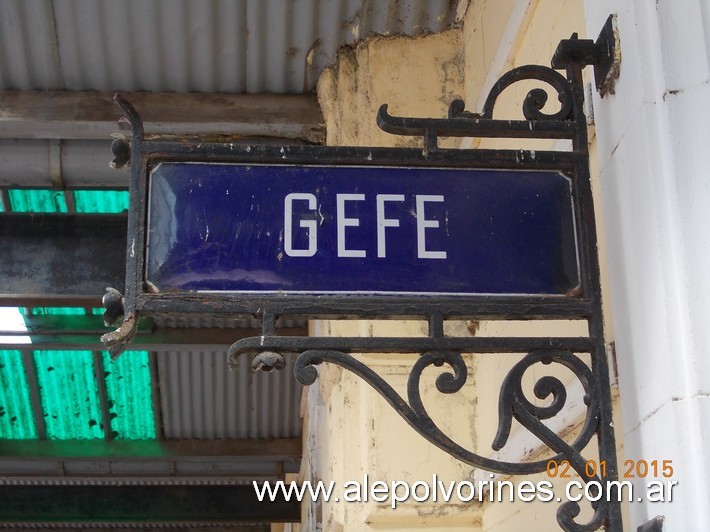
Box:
146 163 579 295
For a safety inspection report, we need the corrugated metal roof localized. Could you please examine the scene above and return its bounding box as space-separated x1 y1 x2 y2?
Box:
0 343 300 442
157 350 301 439
0 0 454 452
14 303 304 442
0 0 458 94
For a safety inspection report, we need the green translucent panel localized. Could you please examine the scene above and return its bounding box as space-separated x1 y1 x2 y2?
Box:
27 307 89 316
33 351 103 439
73 190 129 213
5 189 128 213
102 351 156 439
0 351 37 439
8 189 67 213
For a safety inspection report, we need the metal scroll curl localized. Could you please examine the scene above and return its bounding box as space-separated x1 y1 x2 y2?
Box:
476 65 574 121
493 349 599 460
494 349 607 531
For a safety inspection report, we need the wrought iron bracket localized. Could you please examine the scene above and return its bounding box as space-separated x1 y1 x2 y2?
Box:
103 16 622 532
552 14 620 97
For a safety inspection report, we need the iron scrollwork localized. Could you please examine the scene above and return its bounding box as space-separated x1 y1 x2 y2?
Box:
231 340 610 531
104 16 621 532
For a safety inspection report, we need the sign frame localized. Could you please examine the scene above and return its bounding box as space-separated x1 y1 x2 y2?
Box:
112 133 594 323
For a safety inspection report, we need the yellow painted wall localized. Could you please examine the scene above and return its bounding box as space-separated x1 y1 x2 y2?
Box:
318 30 464 148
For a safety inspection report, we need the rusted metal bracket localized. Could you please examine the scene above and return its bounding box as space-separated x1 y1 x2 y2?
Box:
553 14 620 97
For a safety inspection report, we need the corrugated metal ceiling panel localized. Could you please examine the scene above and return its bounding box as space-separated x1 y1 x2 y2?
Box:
50 0 249 92
157 350 301 439
0 0 62 90
0 0 457 93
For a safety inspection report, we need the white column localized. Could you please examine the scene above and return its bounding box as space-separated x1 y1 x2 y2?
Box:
584 2 710 529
